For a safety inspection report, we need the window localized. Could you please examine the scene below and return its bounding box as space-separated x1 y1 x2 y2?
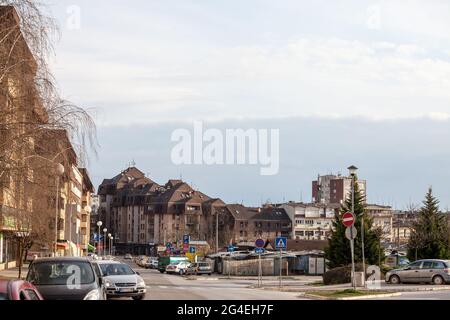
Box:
408 261 422 270
422 261 433 269
432 261 446 269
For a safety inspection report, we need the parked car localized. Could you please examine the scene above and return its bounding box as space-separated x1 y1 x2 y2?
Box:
0 280 44 300
386 259 450 285
93 260 146 300
166 261 191 275
26 257 105 300
144 257 158 269
185 262 212 276
124 254 133 260
158 256 189 273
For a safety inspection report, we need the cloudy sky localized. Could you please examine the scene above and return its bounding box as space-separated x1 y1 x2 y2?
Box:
42 0 450 208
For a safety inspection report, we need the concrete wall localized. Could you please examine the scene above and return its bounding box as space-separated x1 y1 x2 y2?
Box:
222 259 275 276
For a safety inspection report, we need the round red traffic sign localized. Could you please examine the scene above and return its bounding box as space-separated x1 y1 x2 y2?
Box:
342 212 355 227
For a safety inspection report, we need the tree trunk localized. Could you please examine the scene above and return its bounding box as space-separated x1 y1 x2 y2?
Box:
17 239 23 279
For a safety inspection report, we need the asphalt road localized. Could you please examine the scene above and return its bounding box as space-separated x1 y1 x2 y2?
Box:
121 260 308 300
116 259 450 301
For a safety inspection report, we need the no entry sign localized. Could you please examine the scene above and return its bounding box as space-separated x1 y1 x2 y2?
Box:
342 212 355 227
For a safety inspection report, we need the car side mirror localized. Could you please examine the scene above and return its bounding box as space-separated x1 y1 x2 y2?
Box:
136 271 140 275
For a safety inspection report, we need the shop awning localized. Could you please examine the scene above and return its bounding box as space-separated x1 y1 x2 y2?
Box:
56 242 68 249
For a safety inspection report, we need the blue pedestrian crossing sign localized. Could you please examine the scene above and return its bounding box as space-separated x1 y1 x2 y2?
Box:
228 245 235 252
189 246 196 254
275 237 287 250
183 235 190 245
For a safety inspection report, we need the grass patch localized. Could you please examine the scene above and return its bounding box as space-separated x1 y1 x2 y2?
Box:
309 289 390 298
310 281 325 286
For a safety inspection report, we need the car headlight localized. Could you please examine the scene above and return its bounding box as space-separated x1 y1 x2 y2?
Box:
104 279 113 288
137 278 146 288
84 289 101 300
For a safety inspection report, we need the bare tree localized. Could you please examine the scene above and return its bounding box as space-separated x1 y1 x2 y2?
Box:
0 1 97 276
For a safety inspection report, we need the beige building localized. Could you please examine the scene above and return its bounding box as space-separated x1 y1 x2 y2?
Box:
364 204 394 243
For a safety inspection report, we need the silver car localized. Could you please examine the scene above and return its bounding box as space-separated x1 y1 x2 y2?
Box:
93 261 146 300
386 259 450 285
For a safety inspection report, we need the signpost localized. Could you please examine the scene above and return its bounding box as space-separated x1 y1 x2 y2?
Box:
227 245 235 252
255 246 265 288
255 239 265 248
342 212 356 289
342 212 355 227
189 246 196 254
183 235 190 245
275 237 287 289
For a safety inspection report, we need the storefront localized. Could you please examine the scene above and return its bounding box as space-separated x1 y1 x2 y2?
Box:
0 231 19 269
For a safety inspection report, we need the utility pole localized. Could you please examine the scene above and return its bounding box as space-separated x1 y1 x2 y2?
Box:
215 212 219 253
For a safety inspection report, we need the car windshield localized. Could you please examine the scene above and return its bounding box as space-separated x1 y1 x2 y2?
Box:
27 261 95 286
100 263 135 276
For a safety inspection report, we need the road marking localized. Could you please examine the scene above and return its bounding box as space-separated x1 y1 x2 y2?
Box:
159 286 168 289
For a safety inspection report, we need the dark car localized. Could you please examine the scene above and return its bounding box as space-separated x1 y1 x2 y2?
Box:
386 259 450 285
26 257 105 300
0 280 43 300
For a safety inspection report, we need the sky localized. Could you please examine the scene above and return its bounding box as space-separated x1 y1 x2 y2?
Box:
40 0 450 209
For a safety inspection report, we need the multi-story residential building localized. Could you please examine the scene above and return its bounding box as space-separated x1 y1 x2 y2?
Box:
221 204 291 245
0 6 48 268
312 173 366 205
98 167 294 254
98 167 226 254
79 168 94 256
279 202 339 240
365 204 394 243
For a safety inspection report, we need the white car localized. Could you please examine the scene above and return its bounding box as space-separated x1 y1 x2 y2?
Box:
166 261 191 275
94 260 146 300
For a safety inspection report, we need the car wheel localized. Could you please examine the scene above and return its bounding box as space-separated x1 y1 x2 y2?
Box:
159 270 165 273
179 270 184 276
389 275 401 285
208 273 212 276
433 275 445 285
132 295 144 300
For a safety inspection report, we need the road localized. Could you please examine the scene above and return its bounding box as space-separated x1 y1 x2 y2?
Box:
112 259 450 300
122 260 308 300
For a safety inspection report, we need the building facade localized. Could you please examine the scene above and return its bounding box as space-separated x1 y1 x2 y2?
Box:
312 173 366 205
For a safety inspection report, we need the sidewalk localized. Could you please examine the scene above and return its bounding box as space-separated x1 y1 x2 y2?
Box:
259 281 450 293
217 275 322 282
0 265 29 280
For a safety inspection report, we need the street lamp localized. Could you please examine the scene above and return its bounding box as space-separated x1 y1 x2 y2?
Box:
110 236 114 256
103 228 107 256
108 234 110 256
84 206 92 256
348 165 365 286
96 221 102 256
54 163 65 257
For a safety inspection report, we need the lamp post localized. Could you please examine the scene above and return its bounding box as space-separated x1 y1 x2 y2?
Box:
107 235 110 256
348 165 365 286
103 228 107 257
96 221 102 256
54 163 65 257
110 236 114 256
84 206 92 256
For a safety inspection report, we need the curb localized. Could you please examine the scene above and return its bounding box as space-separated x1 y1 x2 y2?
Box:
303 293 402 300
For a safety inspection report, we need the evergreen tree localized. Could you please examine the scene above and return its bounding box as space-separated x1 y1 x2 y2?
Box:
325 178 383 269
407 188 450 261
